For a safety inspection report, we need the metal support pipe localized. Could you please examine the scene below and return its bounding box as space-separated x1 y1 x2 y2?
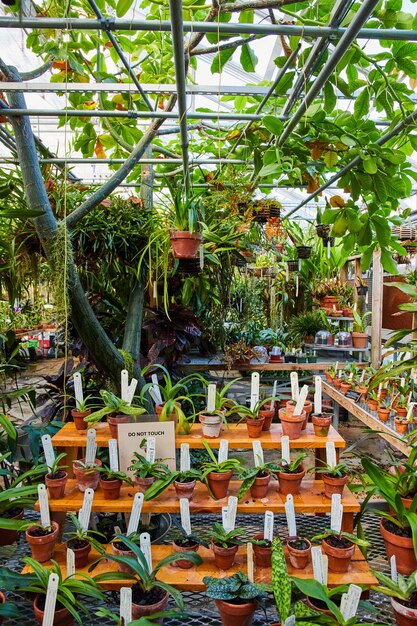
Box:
0 18 416 40
278 0 380 147
0 108 273 121
0 157 251 165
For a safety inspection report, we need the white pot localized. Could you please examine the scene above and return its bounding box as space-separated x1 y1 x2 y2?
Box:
199 414 222 438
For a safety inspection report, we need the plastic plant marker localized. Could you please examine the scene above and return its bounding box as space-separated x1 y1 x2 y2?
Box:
341 585 361 621
180 498 192 536
338 370 343 379
314 376 322 414
125 378 138 406
247 543 254 583
407 403 415 421
114 526 122 535
264 511 274 541
78 488 94 531
330 494 343 533
85 429 97 467
391 555 398 582
218 440 228 463
120 587 132 626
153 282 157 300
281 436 290 465
270 380 278 410
222 506 228 530
151 374 163 405
42 573 59 626
42 435 55 472
140 533 152 572
121 370 129 403
250 373 260 410
146 437 156 463
149 388 159 405
73 372 84 410
296 275 299 297
378 383 382 399
285 494 297 537
326 442 336 469
286 265 289 281
109 439 119 472
312 546 324 583
335 361 339 373
290 372 299 402
199 244 204 269
322 555 328 585
180 443 190 472
207 384 216 413
226 496 237 532
327 239 330 258
38 484 51 529
127 493 144 536
252 441 264 467
360 370 366 382
340 593 347 617
67 548 75 577
284 616 295 626
293 385 308 416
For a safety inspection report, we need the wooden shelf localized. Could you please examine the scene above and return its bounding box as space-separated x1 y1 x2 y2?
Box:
304 344 368 353
22 543 377 590
178 362 362 372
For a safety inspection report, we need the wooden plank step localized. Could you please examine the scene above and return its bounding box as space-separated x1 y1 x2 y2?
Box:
22 543 377 591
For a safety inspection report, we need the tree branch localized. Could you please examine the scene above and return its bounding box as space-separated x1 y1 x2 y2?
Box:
191 33 265 56
19 57 54 81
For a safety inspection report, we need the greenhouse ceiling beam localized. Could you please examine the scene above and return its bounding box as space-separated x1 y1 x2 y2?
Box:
278 0 380 147
0 18 416 40
0 158 250 165
285 110 417 218
0 108 276 121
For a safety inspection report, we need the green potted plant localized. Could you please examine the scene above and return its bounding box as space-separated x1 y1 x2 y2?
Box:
138 467 202 502
372 568 417 626
395 415 410 435
44 452 68 499
84 390 146 438
377 398 391 422
65 513 105 568
73 457 103 492
198 378 240 438
97 465 134 500
352 309 371 349
394 394 409 418
314 460 350 499
229 397 275 438
311 528 369 573
129 453 172 495
223 340 258 370
205 522 248 570
25 518 60 564
171 520 208 569
204 571 269 626
277 452 308 495
200 440 241 500
69 394 95 431
166 182 203 259
286 536 312 570
367 389 379 412
311 411 332 437
237 461 281 500
278 405 306 440
288 311 326 345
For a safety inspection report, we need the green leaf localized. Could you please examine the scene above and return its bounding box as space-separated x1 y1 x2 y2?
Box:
381 249 398 275
362 156 378 174
323 82 336 114
397 57 417 77
211 47 234 74
116 0 134 18
324 151 338 167
340 135 356 147
240 44 258 72
262 116 283 136
258 162 280 177
354 88 370 118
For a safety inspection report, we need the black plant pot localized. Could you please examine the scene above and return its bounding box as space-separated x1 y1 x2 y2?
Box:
296 245 312 259
316 224 330 239
284 354 297 363
177 259 202 275
323 236 335 247
356 285 368 296
287 260 299 272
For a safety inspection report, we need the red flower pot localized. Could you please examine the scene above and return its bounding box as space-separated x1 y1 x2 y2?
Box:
215 599 257 626
322 473 348 499
207 470 233 500
107 414 130 439
277 466 305 495
71 408 91 431
170 231 202 259
45 471 68 500
99 476 122 499
211 542 239 570
322 536 355 573
380 519 417 575
26 521 59 563
246 416 265 438
249 472 271 499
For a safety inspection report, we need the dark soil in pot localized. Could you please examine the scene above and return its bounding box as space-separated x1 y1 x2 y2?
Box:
172 537 199 568
0 508 23 546
45 471 68 499
288 538 310 550
67 538 91 568
131 585 168 622
383 519 413 538
325 535 353 549
34 596 74 626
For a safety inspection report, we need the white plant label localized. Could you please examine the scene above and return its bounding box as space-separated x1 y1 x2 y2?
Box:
140 533 152 573
391 555 398 582
330 493 343 533
222 506 228 530
199 244 204 269
401 377 406 388
322 554 328 586
250 373 260 410
125 378 138 406
149 387 159 406
340 593 348 618
66 548 75 577
407 403 415 421
290 372 299 401
38 484 51 529
314 376 322 414
378 383 382 398
146 437 156 463
180 498 192 536
360 369 366 382
341 585 361 621
127 492 144 535
285 494 297 537
311 546 324 584
264 511 274 541
270 380 278 410
207 384 216 413
180 443 190 472
349 372 354 381
284 616 296 626
252 441 264 467
42 573 59 626
41 434 55 472
226 496 237 531
151 374 163 405
114 526 122 535
281 436 291 465
338 370 343 379
121 369 129 402
120 587 132 626
218 440 229 463
85 429 97 467
247 542 254 583
326 442 337 469
73 372 84 410
293 385 308 416
109 439 119 472
78 488 94 531
335 361 339 374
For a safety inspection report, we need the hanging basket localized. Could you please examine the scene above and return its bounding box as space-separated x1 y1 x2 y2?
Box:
404 241 417 255
253 201 281 224
356 285 368 296
169 231 202 259
323 236 335 247
392 225 416 242
287 260 299 273
296 245 312 259
177 258 202 275
316 224 330 239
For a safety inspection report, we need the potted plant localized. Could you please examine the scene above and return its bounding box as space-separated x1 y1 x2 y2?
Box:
396 416 410 435
271 538 292 623
203 571 268 626
97 466 134 500
286 536 312 570
311 412 332 437
197 379 236 438
200 439 241 500
325 364 336 383
138 467 202 502
84 390 146 438
286 398 313 430
65 513 105 568
223 340 258 370
352 309 371 349
206 522 248 570
25 518 60 564
171 520 207 569
394 394 409 418
340 377 352 395
129 452 172 495
278 406 306 440
237 461 281 500
372 568 417 626
356 276 368 296
230 397 275 438
277 452 308 495
367 389 379 412
314 460 349 499
44 452 68 499
73 458 102 492
312 529 369 573
288 311 326 345
250 534 273 568
70 395 95 431
167 183 203 259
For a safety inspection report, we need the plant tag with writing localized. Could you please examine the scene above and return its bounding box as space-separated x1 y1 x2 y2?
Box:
326 442 336 469
378 383 382 399
78 488 94 531
109 439 119 472
226 496 237 531
338 370 343 379
250 373 260 410
146 437 156 463
42 573 59 626
264 511 274 541
270 380 278 410
180 443 190 472
73 372 84 410
222 506 228 530
218 440 228 463
341 585 361 621
285 494 297 537
360 369 366 382
125 378 138 407
66 548 75 578
121 369 129 402
38 484 51 529
284 616 295 626
127 492 144 535
293 385 308 416
322 555 328 585
391 555 398 582
151 374 163 406
252 441 264 467
281 436 291 465
120 588 132 626
207 384 216 413
85 429 97 467
42 434 55 472
330 494 343 533
311 546 324 583
290 372 299 401
314 376 322 414
180 498 192 536
140 533 152 572
247 542 254 583
407 403 415 421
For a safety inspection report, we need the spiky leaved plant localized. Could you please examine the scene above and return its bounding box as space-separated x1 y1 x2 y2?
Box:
271 538 291 623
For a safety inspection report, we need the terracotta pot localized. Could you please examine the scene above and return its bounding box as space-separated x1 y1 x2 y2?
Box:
286 400 312 430
259 408 274 431
199 413 222 438
311 414 332 437
45 472 68 500
73 458 102 492
391 597 417 626
172 540 199 569
99 477 122 500
368 398 378 411
395 418 409 435
333 378 342 389
380 389 388 401
396 407 409 418
174 479 196 500
277 466 305 495
249 472 271 499
252 534 271 568
340 382 352 395
343 308 354 318
131 589 169 621
215 599 257 626
211 542 239 569
306 597 333 616
0 509 23 546
71 408 91 431
355 385 368 402
26 521 59 563
135 476 156 494
322 295 339 308
380 519 417 575
287 537 312 569
322 473 348 499
352 332 368 349
279 409 305 440
207 470 233 499
67 540 91 568
169 231 202 259
325 371 334 383
112 542 136 574
378 407 391 422
322 536 355 573
246 416 265 438
155 402 180 424
33 595 74 626
107 414 130 439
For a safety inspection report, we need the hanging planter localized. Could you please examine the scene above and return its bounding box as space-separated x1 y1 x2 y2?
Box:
296 245 312 259
170 231 202 259
177 258 202 275
356 285 368 296
392 225 416 241
253 200 281 223
287 259 299 273
316 224 330 239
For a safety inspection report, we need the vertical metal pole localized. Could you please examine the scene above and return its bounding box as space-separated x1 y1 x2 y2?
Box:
371 249 383 368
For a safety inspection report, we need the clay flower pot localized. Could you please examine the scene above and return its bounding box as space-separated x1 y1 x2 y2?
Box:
287 537 312 569
135 476 156 494
199 414 222 438
396 407 408 418
169 231 202 259
0 509 23 546
322 536 355 573
99 476 122 500
67 540 91 568
252 534 271 568
340 382 352 395
211 542 239 570
249 472 271 499
207 470 233 500
33 595 74 626
352 332 368 349
355 385 368 402
391 597 417 626
259 407 274 431
279 408 305 440
378 407 391 422
380 519 417 575
107 414 130 439
311 414 332 437
131 588 169 621
112 541 136 574
322 473 348 499
286 400 312 430
277 466 305 495
73 458 102 492
45 471 68 499
26 521 59 563
325 371 334 383
395 418 409 435
71 408 91 431
246 416 265 438
368 398 378 411
215 599 257 626
172 539 199 569
332 377 342 389
174 479 196 500
155 402 180 424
